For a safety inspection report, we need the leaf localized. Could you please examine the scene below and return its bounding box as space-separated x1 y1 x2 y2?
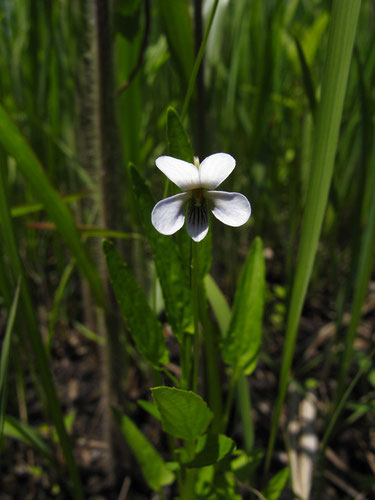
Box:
294 36 317 118
0 280 21 437
167 106 194 163
158 0 194 86
4 416 56 467
112 408 175 492
204 274 231 336
261 467 290 500
0 104 104 306
221 237 265 375
137 399 161 421
151 387 213 440
130 166 193 340
103 240 169 368
181 433 236 468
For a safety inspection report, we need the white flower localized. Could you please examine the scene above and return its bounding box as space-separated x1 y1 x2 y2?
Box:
151 153 251 242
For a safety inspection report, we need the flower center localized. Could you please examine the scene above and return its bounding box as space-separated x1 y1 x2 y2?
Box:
187 195 208 229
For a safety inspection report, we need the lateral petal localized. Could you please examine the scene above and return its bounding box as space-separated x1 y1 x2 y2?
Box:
199 153 236 189
151 192 190 235
207 191 251 227
155 156 200 191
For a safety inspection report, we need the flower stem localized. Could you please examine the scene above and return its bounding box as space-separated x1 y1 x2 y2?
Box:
191 241 200 393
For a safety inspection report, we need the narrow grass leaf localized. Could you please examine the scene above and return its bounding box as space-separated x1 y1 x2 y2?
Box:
0 279 21 437
0 151 83 499
261 467 290 500
112 408 175 491
167 106 194 163
336 156 375 400
204 274 231 336
294 37 317 118
0 104 104 305
151 386 213 440
265 0 362 473
221 237 265 375
158 0 194 87
103 240 169 368
4 415 56 468
131 166 193 340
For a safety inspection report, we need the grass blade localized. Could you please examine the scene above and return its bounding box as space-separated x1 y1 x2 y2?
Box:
265 0 362 474
0 104 104 306
0 279 21 437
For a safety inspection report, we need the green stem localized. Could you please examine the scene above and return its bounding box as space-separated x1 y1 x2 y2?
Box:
200 292 222 431
237 373 254 453
181 0 219 120
222 367 240 432
192 241 200 393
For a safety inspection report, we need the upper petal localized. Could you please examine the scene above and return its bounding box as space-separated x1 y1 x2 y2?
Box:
199 153 236 189
155 156 200 191
151 192 190 235
206 190 251 227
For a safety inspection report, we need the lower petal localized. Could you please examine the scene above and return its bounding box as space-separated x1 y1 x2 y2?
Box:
186 198 209 242
207 190 251 227
151 192 190 235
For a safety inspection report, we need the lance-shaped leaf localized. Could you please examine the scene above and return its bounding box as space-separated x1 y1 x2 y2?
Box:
151 386 213 440
130 166 192 340
103 240 169 368
113 408 175 492
261 467 290 500
221 237 265 375
0 281 21 437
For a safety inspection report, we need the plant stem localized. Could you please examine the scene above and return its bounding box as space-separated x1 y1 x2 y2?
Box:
222 367 240 432
191 241 200 393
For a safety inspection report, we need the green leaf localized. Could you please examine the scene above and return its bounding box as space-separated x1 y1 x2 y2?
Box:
158 0 194 86
261 467 290 500
181 433 236 468
0 104 104 306
204 274 231 336
0 280 21 437
130 166 193 340
265 0 362 473
138 399 161 421
167 106 194 163
4 416 56 467
221 237 265 375
151 386 213 440
103 240 169 368
112 408 175 492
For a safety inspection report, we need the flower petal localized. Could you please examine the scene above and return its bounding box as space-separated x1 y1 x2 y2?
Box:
199 153 236 189
207 191 251 227
155 156 200 191
151 192 190 235
186 198 209 242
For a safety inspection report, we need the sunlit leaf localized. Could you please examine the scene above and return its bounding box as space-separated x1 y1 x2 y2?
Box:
221 237 265 374
113 408 175 491
151 386 213 440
